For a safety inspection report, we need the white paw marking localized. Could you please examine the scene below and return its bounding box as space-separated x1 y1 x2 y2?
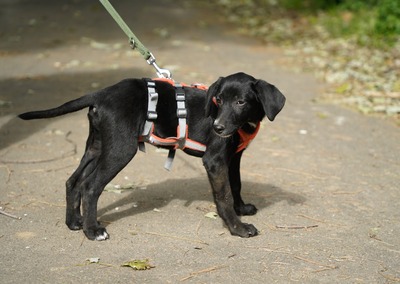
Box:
95 231 109 241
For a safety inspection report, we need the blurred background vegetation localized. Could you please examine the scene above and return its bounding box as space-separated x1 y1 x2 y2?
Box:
217 0 400 122
218 0 400 47
282 0 400 46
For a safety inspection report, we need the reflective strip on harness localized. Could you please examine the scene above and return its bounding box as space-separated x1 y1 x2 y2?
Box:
175 84 187 148
142 81 158 137
145 124 207 152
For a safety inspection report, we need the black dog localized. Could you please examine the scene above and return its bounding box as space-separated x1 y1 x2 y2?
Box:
19 72 285 241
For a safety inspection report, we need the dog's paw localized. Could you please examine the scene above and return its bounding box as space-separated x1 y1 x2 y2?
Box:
66 217 83 231
234 203 258 216
230 223 259 238
84 226 110 241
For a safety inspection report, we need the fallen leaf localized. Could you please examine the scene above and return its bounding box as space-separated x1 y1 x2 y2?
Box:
15 231 36 240
122 259 154 270
316 112 328 119
104 184 122 194
0 100 12 107
205 212 218 219
86 257 100 264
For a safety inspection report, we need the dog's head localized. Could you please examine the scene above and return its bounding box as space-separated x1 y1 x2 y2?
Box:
205 72 286 137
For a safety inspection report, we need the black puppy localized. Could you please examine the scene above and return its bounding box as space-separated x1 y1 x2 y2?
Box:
19 72 285 241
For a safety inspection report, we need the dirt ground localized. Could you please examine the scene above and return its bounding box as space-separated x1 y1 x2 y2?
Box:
1 0 399 283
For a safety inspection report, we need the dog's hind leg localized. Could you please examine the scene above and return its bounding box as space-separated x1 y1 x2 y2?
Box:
229 151 258 216
65 123 101 231
80 131 138 241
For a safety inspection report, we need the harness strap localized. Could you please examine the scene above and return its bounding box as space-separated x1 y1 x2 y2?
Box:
175 84 187 147
139 80 159 153
165 149 176 171
163 83 186 170
140 79 192 171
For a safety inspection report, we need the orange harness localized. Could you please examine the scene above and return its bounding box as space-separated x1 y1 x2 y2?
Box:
139 78 260 170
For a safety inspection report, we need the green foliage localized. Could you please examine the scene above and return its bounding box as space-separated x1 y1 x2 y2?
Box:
279 0 340 11
339 0 378 11
375 0 400 37
279 0 400 46
219 0 399 47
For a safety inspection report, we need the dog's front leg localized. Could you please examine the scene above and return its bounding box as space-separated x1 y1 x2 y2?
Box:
203 152 258 238
229 151 258 216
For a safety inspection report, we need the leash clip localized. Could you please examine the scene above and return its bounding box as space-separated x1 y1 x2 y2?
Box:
147 53 171 79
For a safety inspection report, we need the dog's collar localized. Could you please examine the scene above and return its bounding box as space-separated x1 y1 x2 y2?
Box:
211 98 260 153
236 122 261 153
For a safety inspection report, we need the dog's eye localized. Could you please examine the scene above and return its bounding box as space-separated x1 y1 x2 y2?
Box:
236 100 246 106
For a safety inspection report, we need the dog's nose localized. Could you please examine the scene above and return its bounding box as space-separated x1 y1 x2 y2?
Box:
213 123 225 135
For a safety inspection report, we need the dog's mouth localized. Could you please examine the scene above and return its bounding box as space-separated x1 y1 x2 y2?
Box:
215 132 234 138
213 128 238 138
214 122 258 138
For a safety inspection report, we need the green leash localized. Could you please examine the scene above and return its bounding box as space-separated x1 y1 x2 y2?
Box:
99 0 171 78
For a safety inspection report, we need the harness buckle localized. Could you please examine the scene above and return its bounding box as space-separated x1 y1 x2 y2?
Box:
149 91 158 102
177 108 187 118
176 92 185 101
147 111 158 120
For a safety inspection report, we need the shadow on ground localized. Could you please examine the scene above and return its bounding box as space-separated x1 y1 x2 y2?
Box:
98 177 306 224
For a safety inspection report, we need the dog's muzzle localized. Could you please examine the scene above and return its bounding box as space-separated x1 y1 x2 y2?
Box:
213 121 235 138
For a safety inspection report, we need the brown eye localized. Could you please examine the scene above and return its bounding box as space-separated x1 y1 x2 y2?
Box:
236 100 245 106
215 97 222 105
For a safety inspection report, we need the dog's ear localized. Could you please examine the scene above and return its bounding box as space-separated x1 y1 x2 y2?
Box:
253 79 286 121
205 77 223 117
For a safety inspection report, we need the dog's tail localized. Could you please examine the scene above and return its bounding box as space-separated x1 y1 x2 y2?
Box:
19 94 95 120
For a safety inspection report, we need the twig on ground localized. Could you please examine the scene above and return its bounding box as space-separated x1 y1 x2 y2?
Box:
378 271 400 282
275 224 318 230
196 219 202 236
297 214 327 223
144 231 209 245
80 235 86 247
312 267 338 273
0 165 12 183
330 190 362 195
263 222 279 231
0 208 22 220
180 264 228 281
25 164 76 173
24 200 65 208
245 245 292 255
273 167 337 180
297 214 344 227
294 255 338 270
